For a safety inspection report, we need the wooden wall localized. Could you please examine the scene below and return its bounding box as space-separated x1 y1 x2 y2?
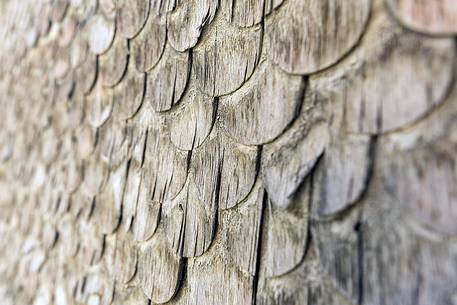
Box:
0 0 456 304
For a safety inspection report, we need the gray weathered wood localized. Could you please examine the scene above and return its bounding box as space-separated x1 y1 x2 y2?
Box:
138 230 182 303
222 0 264 27
132 170 161 241
264 180 310 278
99 36 129 87
386 0 457 35
262 121 327 209
76 53 98 95
131 11 166 72
219 62 304 145
92 162 126 234
169 87 216 151
221 182 264 275
268 0 371 74
116 0 150 39
313 7 455 135
163 179 216 257
143 123 189 203
190 129 259 210
1 1 457 305
167 0 218 52
112 60 146 120
145 46 190 112
193 14 262 97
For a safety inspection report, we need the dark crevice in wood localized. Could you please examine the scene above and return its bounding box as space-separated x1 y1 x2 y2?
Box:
252 189 267 305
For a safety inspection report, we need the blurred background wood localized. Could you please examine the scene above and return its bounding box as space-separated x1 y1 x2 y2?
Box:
0 0 456 304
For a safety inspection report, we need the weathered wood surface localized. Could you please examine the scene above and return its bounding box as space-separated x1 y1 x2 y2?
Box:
0 0 457 304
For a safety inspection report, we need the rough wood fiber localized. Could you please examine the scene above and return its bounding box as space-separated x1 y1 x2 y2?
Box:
221 183 264 275
1 1 457 305
169 87 216 151
187 255 255 305
131 170 161 241
150 0 180 14
112 230 137 284
145 46 190 112
262 121 328 209
300 78 373 218
163 179 217 257
167 0 218 52
112 60 146 120
190 129 259 210
265 180 310 278
85 82 114 128
312 7 455 135
121 162 142 231
131 11 166 72
100 121 132 170
219 62 304 145
268 0 371 75
378 83 457 236
222 0 264 27
138 230 182 303
57 13 77 48
312 209 362 303
76 53 98 94
143 123 189 203
257 247 354 305
70 33 88 69
193 13 262 96
92 162 126 234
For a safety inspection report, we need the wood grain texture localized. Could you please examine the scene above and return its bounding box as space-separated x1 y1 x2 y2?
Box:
387 0 457 35
257 246 354 305
312 6 455 135
163 179 217 257
112 60 146 120
145 46 190 112
185 234 258 305
378 83 457 236
262 121 327 209
312 209 362 303
222 185 264 275
264 180 310 278
131 170 161 241
169 87 216 151
131 11 166 72
121 162 142 231
76 53 98 94
268 0 371 74
304 76 374 218
190 129 259 210
219 62 304 145
193 13 262 96
167 0 218 52
99 120 132 169
92 162 126 234
143 123 189 203
1 1 457 304
116 0 151 39
112 230 137 284
223 0 264 27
